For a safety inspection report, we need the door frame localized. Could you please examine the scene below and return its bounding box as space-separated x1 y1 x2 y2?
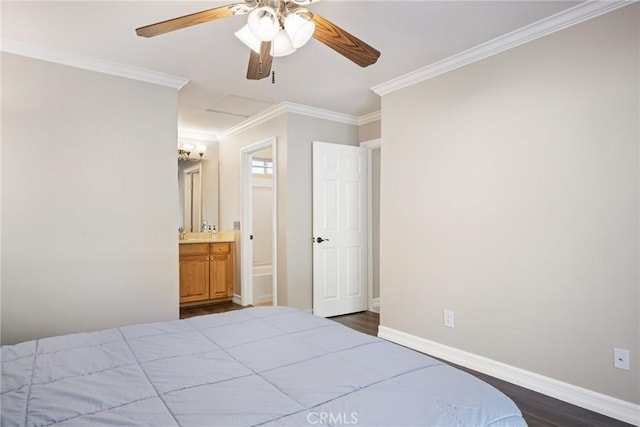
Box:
240 137 278 307
360 138 381 313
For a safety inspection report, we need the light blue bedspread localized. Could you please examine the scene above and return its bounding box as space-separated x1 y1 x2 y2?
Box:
1 307 527 426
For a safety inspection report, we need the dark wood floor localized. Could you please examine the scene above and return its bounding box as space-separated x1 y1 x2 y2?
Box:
181 303 631 427
180 301 246 319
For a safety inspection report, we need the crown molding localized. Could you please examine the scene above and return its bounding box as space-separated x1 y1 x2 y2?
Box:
217 103 288 140
358 110 381 125
286 102 360 125
218 101 365 140
1 38 189 89
372 0 634 96
178 130 219 142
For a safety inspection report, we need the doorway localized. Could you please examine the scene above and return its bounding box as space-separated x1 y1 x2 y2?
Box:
240 137 278 306
311 140 381 317
361 139 381 313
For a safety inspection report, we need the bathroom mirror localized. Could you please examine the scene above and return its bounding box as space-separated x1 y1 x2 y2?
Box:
178 160 219 232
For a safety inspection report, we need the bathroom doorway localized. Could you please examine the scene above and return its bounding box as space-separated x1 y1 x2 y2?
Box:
240 137 278 306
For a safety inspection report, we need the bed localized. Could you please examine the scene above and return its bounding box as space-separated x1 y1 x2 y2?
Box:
1 306 526 426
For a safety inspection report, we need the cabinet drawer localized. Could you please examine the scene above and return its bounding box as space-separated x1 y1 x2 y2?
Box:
210 242 231 254
179 243 209 257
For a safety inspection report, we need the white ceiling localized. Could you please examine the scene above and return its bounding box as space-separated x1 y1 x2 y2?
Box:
1 0 582 139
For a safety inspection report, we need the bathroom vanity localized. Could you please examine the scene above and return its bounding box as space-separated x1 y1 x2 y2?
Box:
178 233 234 306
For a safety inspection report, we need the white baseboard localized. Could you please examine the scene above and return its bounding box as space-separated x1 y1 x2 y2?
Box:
378 326 639 426
369 298 380 313
254 294 273 305
232 294 245 306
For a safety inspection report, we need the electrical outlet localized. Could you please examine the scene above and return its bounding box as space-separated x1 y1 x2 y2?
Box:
443 310 455 328
614 348 630 370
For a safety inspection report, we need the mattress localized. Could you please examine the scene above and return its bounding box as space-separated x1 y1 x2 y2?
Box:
1 306 527 426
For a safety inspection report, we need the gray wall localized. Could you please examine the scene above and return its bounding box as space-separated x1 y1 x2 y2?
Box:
218 113 359 310
285 114 359 310
1 53 180 344
218 115 287 299
359 119 381 142
379 5 639 404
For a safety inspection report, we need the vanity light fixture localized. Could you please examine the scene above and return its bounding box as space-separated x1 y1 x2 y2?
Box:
178 144 206 161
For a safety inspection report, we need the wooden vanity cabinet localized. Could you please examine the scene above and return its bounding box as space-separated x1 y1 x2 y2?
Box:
179 242 234 306
209 243 233 299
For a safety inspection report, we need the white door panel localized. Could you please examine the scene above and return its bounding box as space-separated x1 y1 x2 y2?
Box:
313 141 367 317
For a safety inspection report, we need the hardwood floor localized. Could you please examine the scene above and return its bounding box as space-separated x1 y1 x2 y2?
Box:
181 303 632 427
179 301 245 319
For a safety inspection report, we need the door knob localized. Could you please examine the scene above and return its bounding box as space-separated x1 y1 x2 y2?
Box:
316 237 330 243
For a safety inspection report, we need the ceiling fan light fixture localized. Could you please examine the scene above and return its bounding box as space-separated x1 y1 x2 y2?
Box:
247 6 279 41
271 30 296 57
235 25 261 53
284 11 315 48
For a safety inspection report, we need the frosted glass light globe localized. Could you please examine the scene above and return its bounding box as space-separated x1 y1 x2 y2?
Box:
247 7 279 42
284 13 315 48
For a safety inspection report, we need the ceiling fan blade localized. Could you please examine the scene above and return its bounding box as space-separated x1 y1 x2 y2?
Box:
247 42 273 80
312 13 380 68
136 4 240 38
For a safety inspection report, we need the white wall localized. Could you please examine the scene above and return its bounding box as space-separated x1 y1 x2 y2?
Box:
380 5 639 405
1 53 180 344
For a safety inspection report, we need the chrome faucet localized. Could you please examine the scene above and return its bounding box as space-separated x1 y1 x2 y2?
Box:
201 220 209 232
178 227 186 240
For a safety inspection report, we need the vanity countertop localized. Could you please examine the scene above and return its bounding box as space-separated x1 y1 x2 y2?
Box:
179 231 235 244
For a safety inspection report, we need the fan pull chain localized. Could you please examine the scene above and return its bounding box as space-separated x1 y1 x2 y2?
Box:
272 71 275 84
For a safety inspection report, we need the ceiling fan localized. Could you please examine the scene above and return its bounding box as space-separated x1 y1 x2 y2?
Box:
135 0 380 80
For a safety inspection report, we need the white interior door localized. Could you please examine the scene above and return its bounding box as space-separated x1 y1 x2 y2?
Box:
312 141 367 317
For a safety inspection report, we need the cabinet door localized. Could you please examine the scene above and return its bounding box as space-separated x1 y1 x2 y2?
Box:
210 253 231 299
179 255 210 303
